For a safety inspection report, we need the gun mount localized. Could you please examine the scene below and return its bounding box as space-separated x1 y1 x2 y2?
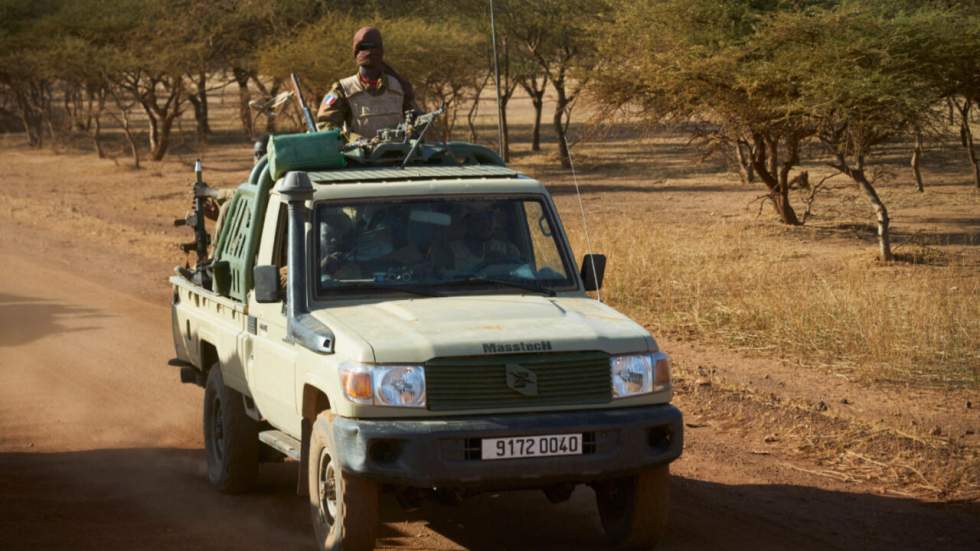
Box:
340 105 504 168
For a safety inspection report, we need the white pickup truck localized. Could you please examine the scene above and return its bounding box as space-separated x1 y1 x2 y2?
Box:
169 130 682 551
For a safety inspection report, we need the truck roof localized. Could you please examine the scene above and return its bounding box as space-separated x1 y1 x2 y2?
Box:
308 164 518 184
305 175 546 201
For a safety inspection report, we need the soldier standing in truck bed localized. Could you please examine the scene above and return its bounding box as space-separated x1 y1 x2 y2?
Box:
316 26 419 141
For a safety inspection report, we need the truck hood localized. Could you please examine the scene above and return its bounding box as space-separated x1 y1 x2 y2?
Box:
312 295 655 363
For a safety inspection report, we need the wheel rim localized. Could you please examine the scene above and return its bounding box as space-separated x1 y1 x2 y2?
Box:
210 394 225 461
317 448 338 527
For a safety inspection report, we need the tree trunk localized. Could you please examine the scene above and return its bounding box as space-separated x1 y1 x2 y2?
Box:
772 192 800 225
835 156 893 261
62 88 74 132
911 129 924 192
232 67 254 140
530 93 543 152
499 106 510 162
107 86 140 169
87 87 107 158
750 134 801 225
13 86 43 147
552 74 571 169
466 79 484 144
957 99 980 189
554 109 570 169
151 114 176 161
855 171 893 261
92 112 104 158
119 109 140 169
146 112 160 157
15 95 38 146
735 139 755 184
188 71 210 144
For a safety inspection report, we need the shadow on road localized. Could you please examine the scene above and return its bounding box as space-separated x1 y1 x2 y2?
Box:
2 448 977 551
0 293 106 348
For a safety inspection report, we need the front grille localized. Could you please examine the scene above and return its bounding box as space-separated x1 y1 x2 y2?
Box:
425 351 612 412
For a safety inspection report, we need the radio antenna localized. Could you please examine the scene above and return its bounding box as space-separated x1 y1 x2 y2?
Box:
489 0 506 160
566 142 602 302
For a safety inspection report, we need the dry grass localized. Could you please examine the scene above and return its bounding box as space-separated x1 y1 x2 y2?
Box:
572 218 979 386
677 378 980 501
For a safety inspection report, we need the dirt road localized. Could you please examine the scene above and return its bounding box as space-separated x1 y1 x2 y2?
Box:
1 226 977 550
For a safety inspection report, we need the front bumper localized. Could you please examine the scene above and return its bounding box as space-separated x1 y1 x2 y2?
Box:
323 404 683 489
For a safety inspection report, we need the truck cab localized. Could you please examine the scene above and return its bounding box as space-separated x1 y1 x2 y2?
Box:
169 130 682 551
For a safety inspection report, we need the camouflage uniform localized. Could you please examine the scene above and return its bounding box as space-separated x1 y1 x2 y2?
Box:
316 72 417 141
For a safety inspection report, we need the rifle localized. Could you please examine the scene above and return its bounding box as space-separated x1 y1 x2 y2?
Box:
174 159 212 287
289 73 317 133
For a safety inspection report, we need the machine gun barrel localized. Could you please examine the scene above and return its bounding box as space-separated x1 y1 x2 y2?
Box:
290 73 317 133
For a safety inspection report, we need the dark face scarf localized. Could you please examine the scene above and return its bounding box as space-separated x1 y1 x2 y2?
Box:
352 27 384 71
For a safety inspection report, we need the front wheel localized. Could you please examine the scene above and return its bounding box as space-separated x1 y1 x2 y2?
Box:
594 465 670 549
308 414 379 551
203 365 259 493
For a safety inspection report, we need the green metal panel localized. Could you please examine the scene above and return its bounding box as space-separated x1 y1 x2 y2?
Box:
215 158 274 303
424 351 612 412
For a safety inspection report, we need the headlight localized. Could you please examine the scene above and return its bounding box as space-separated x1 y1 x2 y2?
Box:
374 365 426 407
610 352 671 399
339 362 426 408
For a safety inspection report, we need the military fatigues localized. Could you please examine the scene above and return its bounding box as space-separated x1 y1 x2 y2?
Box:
316 73 416 140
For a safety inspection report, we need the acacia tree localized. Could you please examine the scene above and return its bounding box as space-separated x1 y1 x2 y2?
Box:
941 10 980 190
779 4 943 260
0 0 60 147
498 0 606 168
591 0 816 225
108 2 201 161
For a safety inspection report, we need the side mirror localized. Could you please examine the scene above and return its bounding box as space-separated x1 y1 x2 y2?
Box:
212 261 231 297
581 254 606 292
254 265 282 303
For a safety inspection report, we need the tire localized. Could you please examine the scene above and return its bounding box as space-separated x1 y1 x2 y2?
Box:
203 365 259 493
594 465 670 549
308 414 379 551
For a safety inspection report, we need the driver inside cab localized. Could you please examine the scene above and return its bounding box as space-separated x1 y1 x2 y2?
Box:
319 210 360 281
446 203 521 273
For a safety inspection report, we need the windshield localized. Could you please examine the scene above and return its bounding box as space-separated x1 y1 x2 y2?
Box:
314 196 574 295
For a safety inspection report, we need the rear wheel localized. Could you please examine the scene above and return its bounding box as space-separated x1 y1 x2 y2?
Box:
594 465 670 549
203 365 259 493
308 414 379 551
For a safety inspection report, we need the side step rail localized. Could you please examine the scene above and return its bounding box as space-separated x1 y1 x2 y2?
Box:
259 430 302 461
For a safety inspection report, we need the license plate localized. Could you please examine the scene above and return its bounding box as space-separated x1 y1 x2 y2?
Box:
481 433 583 460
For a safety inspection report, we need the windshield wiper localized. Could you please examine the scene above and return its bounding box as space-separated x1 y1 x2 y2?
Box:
442 277 557 297
330 281 443 298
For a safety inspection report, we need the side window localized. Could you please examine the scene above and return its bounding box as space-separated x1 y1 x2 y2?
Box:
523 201 565 277
272 204 288 294
272 203 288 270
